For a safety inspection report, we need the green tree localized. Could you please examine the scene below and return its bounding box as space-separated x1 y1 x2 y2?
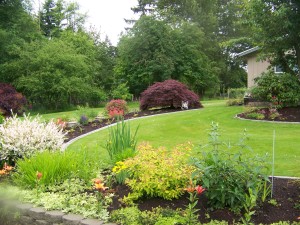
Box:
116 16 218 96
245 0 300 77
10 38 106 109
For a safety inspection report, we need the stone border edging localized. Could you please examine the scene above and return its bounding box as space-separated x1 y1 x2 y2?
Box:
62 108 201 150
0 199 115 225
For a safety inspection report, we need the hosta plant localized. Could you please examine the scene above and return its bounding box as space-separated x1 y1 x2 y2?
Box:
0 114 65 163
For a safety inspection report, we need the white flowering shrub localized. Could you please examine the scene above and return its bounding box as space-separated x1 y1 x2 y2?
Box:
0 114 65 162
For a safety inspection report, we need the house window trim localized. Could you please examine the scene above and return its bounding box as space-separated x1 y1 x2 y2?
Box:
274 65 283 74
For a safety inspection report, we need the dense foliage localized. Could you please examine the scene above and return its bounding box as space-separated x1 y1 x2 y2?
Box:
245 0 300 78
251 71 300 107
191 123 270 213
105 99 129 118
119 143 195 203
0 114 65 163
0 83 27 116
140 80 202 110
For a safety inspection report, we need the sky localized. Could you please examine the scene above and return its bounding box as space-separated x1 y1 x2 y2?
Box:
33 0 139 45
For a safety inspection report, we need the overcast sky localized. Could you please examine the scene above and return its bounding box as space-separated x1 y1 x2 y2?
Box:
33 0 139 45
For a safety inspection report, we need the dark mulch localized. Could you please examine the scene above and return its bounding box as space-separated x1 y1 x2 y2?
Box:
238 106 300 122
108 178 300 224
63 106 300 224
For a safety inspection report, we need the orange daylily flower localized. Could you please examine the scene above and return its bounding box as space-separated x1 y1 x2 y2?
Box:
93 178 102 184
93 178 108 191
4 163 13 172
0 170 7 175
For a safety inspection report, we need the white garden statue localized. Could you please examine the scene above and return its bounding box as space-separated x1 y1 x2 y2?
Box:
181 101 189 110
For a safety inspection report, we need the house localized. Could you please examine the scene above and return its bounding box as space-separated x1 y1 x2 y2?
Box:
237 47 282 88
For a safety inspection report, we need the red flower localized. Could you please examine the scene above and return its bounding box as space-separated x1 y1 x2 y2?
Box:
195 185 206 195
36 171 42 180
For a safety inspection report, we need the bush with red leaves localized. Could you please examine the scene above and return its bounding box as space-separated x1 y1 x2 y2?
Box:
105 99 129 118
140 80 202 110
0 83 27 116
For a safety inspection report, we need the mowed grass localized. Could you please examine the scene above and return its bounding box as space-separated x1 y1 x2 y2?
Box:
67 100 300 177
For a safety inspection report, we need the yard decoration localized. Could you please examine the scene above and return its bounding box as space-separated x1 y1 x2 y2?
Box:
140 79 202 110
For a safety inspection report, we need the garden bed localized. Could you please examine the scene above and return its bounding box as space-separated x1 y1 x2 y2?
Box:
107 177 300 224
237 106 300 122
62 107 300 224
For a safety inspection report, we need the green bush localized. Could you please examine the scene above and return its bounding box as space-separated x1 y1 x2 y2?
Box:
246 112 265 120
13 148 100 188
105 119 139 163
120 143 195 203
111 82 132 101
252 71 300 107
0 114 4 124
227 88 246 99
226 98 243 106
191 122 270 213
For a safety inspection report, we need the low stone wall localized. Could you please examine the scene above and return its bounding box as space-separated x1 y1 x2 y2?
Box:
0 199 117 225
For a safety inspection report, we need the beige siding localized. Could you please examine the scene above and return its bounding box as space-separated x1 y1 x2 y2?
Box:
247 54 270 87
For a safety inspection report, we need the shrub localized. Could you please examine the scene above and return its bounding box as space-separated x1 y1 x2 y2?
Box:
79 115 89 125
111 82 132 101
227 87 247 99
226 98 243 106
0 114 4 124
252 71 300 107
120 143 195 203
191 122 270 213
0 114 65 163
140 79 202 110
246 112 265 120
0 83 27 116
105 119 139 163
105 99 129 118
12 148 100 188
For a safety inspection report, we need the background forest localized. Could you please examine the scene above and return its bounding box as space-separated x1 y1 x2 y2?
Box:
1 0 299 111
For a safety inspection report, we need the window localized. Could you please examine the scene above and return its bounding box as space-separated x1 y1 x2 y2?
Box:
274 65 283 73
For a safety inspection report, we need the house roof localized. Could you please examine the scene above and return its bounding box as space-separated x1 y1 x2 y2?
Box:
236 46 260 57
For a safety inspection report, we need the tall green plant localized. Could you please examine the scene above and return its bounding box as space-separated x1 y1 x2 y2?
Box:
13 148 100 188
191 122 270 213
105 119 139 163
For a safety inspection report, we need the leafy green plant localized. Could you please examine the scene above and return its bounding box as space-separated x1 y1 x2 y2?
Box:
227 88 247 99
105 119 139 163
246 112 265 120
252 71 300 107
226 98 243 106
191 122 270 213
112 161 130 184
13 148 100 188
241 188 257 225
0 114 4 124
120 143 195 203
79 115 89 125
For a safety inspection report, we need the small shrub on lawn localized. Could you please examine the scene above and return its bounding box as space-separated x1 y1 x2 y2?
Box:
226 98 243 106
140 79 202 110
105 99 129 118
106 119 139 163
0 114 65 164
120 143 196 203
191 122 270 213
12 148 100 188
0 83 27 116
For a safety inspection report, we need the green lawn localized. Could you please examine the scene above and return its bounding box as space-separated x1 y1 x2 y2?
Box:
67 100 300 177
